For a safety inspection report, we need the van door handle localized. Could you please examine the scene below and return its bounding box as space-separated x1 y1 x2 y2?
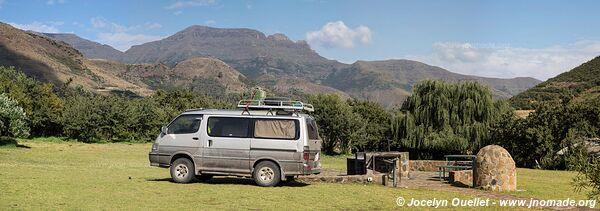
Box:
208 140 212 147
192 137 199 140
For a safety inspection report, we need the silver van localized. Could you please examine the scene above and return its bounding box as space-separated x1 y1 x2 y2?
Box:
149 100 321 186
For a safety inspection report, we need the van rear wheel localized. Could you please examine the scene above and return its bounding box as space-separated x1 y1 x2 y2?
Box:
253 161 280 187
170 158 195 183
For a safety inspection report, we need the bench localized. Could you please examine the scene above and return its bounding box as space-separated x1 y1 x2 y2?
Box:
436 155 476 186
436 165 472 181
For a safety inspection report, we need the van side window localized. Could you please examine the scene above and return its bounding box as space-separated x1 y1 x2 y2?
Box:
254 119 299 140
207 117 250 138
167 115 202 134
307 118 320 140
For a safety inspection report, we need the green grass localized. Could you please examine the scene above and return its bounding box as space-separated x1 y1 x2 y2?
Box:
0 141 582 210
320 154 350 171
508 168 587 200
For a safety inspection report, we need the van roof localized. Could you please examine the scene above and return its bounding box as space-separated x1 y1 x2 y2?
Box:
181 108 313 118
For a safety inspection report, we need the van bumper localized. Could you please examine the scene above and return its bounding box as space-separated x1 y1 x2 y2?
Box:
302 164 321 175
149 152 167 167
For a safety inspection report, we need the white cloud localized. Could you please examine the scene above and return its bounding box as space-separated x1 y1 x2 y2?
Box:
165 0 216 10
409 41 600 80
97 32 162 51
204 20 216 26
144 22 162 30
306 21 372 49
7 21 62 33
87 17 163 51
90 17 161 32
46 0 65 5
91 17 107 28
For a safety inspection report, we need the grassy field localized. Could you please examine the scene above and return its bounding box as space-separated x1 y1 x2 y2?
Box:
0 139 587 210
512 168 586 200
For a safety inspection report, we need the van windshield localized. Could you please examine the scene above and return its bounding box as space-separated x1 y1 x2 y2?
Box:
306 118 320 140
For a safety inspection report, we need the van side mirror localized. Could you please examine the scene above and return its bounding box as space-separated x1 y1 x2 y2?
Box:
161 126 168 135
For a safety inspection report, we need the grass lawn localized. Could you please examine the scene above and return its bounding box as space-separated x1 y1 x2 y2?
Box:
510 168 587 200
0 139 586 210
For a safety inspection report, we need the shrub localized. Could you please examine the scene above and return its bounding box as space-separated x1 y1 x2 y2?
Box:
572 156 600 201
0 93 29 138
0 67 63 137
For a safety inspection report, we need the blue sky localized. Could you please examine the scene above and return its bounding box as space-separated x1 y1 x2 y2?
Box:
1 0 600 80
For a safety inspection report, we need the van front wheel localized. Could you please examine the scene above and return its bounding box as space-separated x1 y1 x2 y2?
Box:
170 158 195 183
253 161 280 187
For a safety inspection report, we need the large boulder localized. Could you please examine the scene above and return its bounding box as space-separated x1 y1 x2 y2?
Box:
475 145 517 191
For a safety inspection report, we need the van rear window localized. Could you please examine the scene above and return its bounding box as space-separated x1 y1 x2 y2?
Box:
207 117 251 138
254 119 299 140
307 118 320 140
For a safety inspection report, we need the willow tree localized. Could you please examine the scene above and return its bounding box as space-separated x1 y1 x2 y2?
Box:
391 80 503 157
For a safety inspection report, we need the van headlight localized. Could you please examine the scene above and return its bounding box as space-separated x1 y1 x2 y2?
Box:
151 143 159 151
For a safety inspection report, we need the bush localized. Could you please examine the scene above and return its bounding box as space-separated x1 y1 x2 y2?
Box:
0 93 29 138
0 67 63 137
572 156 600 201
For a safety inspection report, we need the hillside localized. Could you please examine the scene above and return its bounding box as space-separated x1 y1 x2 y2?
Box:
511 56 600 109
42 33 123 61
121 25 345 80
89 57 247 96
325 60 541 106
0 22 151 96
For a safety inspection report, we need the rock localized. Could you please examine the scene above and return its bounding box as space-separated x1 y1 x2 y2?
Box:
475 145 517 191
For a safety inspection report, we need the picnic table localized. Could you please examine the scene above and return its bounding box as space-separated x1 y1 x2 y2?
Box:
436 155 476 186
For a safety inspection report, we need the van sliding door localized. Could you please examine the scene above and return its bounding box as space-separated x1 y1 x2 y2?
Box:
202 117 251 174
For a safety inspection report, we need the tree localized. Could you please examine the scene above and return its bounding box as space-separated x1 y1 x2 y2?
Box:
492 100 600 169
0 93 29 138
348 99 391 152
390 80 502 158
308 94 361 154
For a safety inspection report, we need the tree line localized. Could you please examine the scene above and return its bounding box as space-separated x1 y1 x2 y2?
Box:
0 67 233 143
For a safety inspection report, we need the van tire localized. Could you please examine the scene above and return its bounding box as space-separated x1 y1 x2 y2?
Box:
253 161 280 187
195 174 213 181
170 158 195 183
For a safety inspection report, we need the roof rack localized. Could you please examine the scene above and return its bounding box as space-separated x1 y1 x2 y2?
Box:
185 108 204 112
237 99 314 112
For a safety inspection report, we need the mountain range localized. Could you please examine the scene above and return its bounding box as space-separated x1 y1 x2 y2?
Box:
0 22 542 106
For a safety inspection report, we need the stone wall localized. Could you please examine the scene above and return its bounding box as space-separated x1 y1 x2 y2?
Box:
450 170 473 187
409 160 448 171
398 152 409 178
